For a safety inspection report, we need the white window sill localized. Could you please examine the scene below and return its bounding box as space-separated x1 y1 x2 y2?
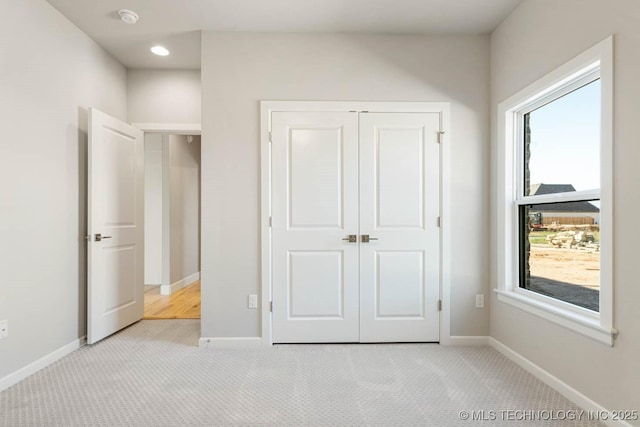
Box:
494 289 616 346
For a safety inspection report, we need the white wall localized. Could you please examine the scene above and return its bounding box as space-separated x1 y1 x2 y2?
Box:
128 70 201 124
490 0 640 415
144 134 163 285
0 0 127 379
170 135 201 285
201 33 491 338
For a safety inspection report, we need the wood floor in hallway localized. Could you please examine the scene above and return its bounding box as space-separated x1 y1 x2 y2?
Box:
144 281 201 319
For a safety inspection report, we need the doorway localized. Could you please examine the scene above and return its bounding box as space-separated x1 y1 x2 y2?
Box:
143 133 201 319
262 101 451 344
87 111 202 343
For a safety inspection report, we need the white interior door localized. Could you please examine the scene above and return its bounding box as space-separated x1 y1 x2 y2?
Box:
270 109 441 343
271 112 360 343
88 108 144 344
359 113 440 342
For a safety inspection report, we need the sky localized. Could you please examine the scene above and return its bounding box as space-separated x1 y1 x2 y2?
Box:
527 79 601 193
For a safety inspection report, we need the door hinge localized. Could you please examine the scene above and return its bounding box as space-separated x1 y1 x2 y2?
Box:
437 217 441 227
270 301 273 312
437 131 445 144
438 300 442 312
269 131 272 143
269 217 272 227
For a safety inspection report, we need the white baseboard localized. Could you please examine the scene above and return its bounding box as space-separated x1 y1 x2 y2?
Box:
161 271 199 296
199 337 262 349
0 336 86 392
448 336 490 346
489 338 631 427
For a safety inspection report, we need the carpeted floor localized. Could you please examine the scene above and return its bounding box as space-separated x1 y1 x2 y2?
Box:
0 320 602 426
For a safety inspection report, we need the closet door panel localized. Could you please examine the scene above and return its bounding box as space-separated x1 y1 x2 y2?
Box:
272 111 360 343
359 113 441 342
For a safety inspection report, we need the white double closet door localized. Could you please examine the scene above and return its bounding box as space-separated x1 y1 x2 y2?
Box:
272 111 441 343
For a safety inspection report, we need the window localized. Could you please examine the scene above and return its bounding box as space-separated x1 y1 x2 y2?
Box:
496 36 615 345
520 79 601 312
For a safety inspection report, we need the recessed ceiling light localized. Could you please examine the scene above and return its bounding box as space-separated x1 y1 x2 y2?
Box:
118 9 139 25
150 46 170 56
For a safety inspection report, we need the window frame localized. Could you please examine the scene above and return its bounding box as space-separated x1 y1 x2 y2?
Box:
495 36 615 346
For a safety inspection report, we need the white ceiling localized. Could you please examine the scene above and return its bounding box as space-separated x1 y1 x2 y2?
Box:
46 0 523 70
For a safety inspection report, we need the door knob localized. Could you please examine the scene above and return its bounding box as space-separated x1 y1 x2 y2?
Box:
342 235 357 243
361 235 378 243
94 234 112 242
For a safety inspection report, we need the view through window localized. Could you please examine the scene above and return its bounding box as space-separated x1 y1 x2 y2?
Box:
520 79 601 311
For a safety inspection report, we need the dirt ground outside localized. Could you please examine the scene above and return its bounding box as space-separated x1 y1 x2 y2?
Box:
527 244 600 312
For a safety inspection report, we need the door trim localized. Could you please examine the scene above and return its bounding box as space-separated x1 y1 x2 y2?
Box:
260 101 451 346
131 123 201 135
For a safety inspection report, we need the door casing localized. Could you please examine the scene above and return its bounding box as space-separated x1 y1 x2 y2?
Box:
260 101 451 346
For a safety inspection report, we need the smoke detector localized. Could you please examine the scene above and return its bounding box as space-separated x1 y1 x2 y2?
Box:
118 9 139 25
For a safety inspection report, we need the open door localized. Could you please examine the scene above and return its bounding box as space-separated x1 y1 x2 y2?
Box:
87 108 144 344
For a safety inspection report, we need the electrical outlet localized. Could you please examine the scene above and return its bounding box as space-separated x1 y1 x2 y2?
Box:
475 294 485 308
0 320 8 339
248 294 258 309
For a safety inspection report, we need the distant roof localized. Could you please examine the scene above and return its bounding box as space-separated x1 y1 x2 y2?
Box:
529 183 576 196
529 183 600 213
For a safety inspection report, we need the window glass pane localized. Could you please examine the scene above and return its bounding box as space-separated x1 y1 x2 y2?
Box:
520 200 600 312
524 79 601 196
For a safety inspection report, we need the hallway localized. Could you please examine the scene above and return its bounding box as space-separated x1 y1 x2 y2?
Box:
144 281 200 319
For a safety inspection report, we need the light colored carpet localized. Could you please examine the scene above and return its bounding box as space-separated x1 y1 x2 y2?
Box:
0 320 601 426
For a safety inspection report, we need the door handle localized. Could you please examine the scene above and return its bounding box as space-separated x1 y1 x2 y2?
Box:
361 235 378 243
94 234 112 242
342 235 357 243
